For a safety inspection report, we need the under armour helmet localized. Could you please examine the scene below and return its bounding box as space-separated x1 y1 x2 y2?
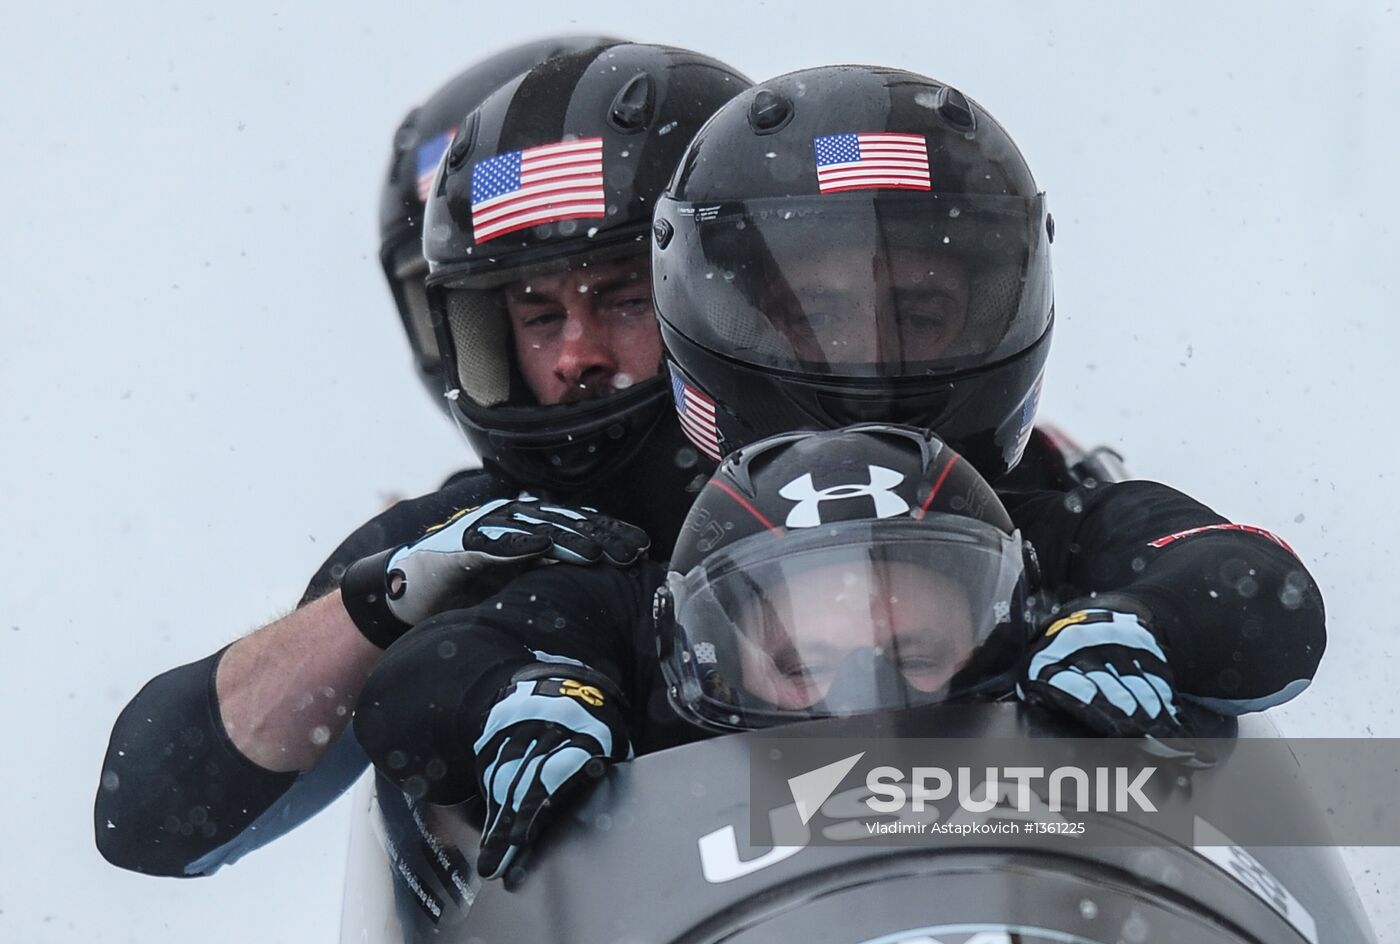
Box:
379 36 622 411
653 66 1055 479
657 424 1039 732
423 43 751 494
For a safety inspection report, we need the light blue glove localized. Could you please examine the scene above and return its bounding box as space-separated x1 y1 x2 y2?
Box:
1017 605 1190 744
474 670 632 879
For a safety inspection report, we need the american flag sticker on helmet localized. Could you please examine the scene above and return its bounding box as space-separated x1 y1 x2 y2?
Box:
1012 372 1044 463
469 136 606 244
669 364 722 462
416 130 455 203
813 132 930 194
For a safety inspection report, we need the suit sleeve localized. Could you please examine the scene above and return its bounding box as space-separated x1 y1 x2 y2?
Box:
353 563 658 805
95 648 296 876
1004 480 1326 713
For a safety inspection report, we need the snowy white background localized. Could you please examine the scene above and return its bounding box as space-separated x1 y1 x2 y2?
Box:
2 1 1396 940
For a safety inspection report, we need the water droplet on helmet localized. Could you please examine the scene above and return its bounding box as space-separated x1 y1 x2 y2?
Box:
1122 913 1151 943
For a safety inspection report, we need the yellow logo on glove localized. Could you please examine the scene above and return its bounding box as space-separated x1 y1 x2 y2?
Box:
1044 610 1094 638
559 680 606 707
424 505 475 535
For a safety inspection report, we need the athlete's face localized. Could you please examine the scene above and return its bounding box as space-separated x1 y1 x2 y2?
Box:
763 246 970 366
502 254 663 406
738 559 976 711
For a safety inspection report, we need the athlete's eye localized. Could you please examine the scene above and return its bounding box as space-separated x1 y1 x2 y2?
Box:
607 294 655 320
519 311 564 331
776 657 831 683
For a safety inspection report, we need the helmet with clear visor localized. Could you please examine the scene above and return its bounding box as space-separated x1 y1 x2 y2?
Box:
653 66 1054 479
656 424 1039 732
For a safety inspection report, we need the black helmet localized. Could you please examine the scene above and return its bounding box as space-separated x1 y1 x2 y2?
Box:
423 43 751 495
379 36 623 412
653 66 1055 479
657 424 1039 733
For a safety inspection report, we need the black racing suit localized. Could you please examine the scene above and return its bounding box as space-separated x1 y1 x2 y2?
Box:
355 480 1328 806
90 431 1242 876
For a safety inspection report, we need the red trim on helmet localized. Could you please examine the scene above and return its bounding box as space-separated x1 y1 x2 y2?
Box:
919 453 962 514
709 479 783 533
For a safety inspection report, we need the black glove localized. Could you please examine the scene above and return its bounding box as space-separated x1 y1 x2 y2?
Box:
473 668 631 879
341 498 649 648
1017 602 1191 742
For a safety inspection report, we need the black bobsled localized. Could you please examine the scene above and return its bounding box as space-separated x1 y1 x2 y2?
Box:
339 703 1377 943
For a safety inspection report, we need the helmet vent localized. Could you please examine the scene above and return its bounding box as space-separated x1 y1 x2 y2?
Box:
935 86 976 131
608 73 654 133
446 112 479 173
748 89 794 134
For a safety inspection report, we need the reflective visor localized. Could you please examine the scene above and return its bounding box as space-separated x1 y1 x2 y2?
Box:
653 192 1050 378
663 518 1029 730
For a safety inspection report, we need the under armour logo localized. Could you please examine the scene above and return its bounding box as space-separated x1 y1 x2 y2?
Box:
778 465 910 528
